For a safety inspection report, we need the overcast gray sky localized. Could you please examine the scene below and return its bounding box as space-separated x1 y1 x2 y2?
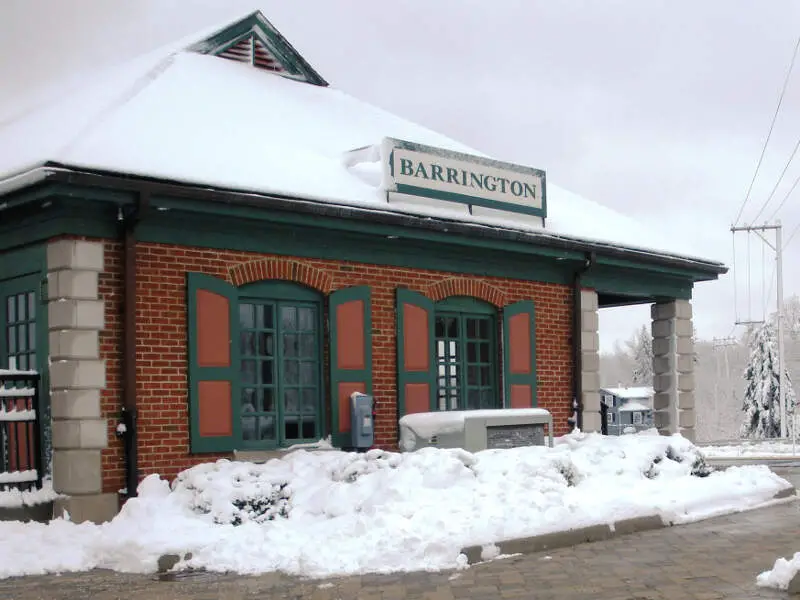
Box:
3 0 800 352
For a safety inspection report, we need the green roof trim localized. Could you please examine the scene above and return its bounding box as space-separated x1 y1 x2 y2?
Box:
187 11 328 87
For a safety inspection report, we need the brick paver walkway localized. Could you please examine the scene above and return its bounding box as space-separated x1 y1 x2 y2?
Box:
3 465 799 600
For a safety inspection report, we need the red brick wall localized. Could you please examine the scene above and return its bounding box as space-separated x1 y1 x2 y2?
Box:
97 241 574 494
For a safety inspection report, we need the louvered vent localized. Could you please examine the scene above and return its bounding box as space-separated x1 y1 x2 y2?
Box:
217 34 285 74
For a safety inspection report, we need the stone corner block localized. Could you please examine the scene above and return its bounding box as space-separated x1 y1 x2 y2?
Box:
581 371 600 393
52 419 108 450
52 449 102 495
580 310 599 333
50 359 106 390
581 410 602 433
47 270 99 301
582 391 601 412
581 331 599 353
51 389 102 419
47 239 104 272
580 289 598 311
679 408 695 429
651 300 692 321
53 493 119 524
49 299 105 331
654 410 672 429
49 330 99 360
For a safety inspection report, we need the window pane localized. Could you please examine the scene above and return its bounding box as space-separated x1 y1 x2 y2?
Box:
261 304 274 329
27 293 35 320
241 360 256 384
446 317 458 337
263 388 274 412
259 332 274 357
261 360 274 385
283 334 298 358
480 366 490 385
284 388 299 413
239 304 255 328
284 417 299 441
284 360 298 384
298 307 314 331
435 317 445 338
300 362 315 385
242 416 257 441
479 344 489 362
466 319 477 339
7 327 15 353
18 354 27 370
17 294 26 321
467 342 477 363
467 389 480 410
299 334 315 358
467 365 479 386
449 340 457 358
479 319 489 339
28 353 36 370
6 296 14 322
281 306 297 330
302 388 316 413
242 388 257 411
18 326 26 352
240 332 256 356
258 416 275 440
301 418 316 440
480 389 494 408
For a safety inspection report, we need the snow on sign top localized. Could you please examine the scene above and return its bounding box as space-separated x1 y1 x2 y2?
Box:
603 386 654 399
0 10 719 265
619 401 651 412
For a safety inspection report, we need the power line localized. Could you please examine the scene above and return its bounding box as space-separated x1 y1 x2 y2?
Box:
767 169 800 222
733 33 800 226
785 220 800 248
750 135 800 224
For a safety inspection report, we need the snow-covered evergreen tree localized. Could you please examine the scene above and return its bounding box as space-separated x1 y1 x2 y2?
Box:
740 321 797 438
627 325 653 385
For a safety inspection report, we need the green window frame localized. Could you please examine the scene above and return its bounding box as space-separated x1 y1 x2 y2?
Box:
238 282 323 449
434 297 499 411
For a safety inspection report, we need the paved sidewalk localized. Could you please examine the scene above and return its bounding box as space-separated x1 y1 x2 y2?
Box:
1 497 798 600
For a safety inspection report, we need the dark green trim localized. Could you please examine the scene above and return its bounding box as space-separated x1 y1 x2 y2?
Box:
435 296 496 315
329 286 372 448
503 300 537 408
396 288 436 415
187 272 241 453
187 11 328 86
238 280 320 301
0 244 46 280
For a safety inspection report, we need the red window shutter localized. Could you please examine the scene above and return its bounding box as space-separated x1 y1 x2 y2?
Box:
503 301 537 408
396 289 435 415
329 286 372 448
187 273 239 453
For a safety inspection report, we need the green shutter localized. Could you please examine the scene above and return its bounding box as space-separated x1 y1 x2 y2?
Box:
396 288 436 415
329 286 372 448
187 273 240 453
503 300 537 408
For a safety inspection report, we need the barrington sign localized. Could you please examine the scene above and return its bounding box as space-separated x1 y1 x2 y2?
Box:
381 137 546 218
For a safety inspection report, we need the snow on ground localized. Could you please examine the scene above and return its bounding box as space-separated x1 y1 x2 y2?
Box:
699 440 800 460
0 430 791 579
757 552 800 590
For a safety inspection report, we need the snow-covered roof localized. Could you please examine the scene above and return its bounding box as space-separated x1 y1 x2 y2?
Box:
619 401 651 412
602 387 654 399
0 11 723 266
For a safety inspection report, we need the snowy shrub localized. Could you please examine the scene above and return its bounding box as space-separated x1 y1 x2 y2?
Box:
552 457 581 486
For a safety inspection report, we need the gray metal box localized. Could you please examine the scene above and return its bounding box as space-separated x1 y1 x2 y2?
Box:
399 408 553 452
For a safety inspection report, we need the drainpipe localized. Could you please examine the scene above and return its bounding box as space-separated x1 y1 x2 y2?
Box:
117 191 149 498
571 252 596 431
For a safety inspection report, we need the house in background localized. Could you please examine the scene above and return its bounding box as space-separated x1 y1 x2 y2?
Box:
601 386 654 435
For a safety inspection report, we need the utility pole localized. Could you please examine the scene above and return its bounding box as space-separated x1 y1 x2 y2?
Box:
731 222 786 437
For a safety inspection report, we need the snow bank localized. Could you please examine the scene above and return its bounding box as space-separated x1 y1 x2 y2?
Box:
0 480 61 509
700 440 800 460
757 552 800 590
0 431 790 579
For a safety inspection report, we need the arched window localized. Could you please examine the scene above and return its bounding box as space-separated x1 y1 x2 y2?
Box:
237 281 322 448
434 297 499 410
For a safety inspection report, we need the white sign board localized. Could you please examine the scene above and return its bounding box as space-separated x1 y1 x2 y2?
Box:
380 138 546 218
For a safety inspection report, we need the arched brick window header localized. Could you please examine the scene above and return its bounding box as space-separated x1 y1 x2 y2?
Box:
426 278 506 307
229 259 334 293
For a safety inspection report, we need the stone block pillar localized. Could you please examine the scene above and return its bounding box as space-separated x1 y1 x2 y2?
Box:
579 289 602 432
651 300 695 441
47 240 117 523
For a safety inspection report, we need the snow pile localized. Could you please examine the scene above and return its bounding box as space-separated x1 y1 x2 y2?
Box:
757 552 800 590
0 431 791 579
0 479 60 509
701 440 800 460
